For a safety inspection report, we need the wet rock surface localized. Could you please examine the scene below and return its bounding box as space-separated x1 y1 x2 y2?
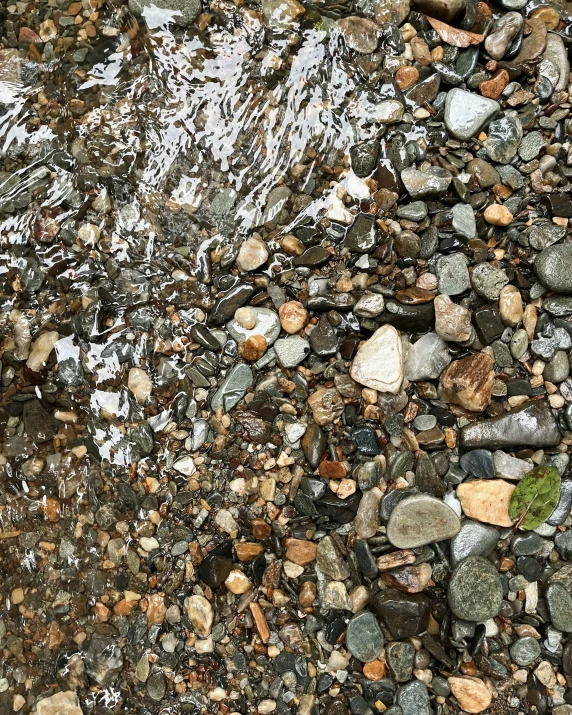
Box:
3 0 572 713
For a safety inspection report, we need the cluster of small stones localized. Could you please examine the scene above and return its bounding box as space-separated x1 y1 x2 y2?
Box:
3 0 572 714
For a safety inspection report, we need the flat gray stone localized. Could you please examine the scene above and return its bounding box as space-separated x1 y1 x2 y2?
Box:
437 253 470 296
461 401 561 449
450 520 500 566
211 364 253 412
396 680 431 715
546 583 572 632
387 493 461 548
510 636 541 666
274 336 310 368
401 166 452 199
404 333 451 381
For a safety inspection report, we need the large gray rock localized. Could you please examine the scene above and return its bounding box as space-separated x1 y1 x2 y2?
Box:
535 243 572 294
211 364 253 412
387 493 461 548
444 89 500 141
461 401 561 449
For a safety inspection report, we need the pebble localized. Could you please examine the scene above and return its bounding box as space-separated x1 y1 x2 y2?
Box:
404 333 451 381
536 244 572 294
448 556 503 622
436 253 470 296
274 336 310 368
351 325 403 393
185 595 214 638
386 493 461 548
450 520 500 566
448 677 492 714
345 611 385 662
461 401 561 449
444 89 500 141
483 204 513 226
235 236 269 271
456 479 515 526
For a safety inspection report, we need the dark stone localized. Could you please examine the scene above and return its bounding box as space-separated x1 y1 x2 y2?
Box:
474 307 504 345
370 589 431 639
352 422 382 456
209 284 255 324
461 401 561 449
543 193 572 218
379 301 435 332
345 214 379 253
292 246 331 267
310 315 338 356
459 449 495 478
197 541 233 589
23 400 58 444
353 539 378 578
302 423 327 469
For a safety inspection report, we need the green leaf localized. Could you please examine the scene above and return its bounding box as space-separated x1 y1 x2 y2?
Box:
508 465 562 531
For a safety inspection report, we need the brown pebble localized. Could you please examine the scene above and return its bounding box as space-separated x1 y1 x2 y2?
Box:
530 7 560 30
251 518 272 539
395 65 419 91
319 460 347 479
299 581 316 607
363 660 386 681
284 538 318 566
238 335 267 361
235 542 264 562
396 287 435 304
250 602 270 643
479 69 509 99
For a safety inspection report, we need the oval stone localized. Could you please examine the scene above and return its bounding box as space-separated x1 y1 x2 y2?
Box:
448 556 503 622
387 493 461 548
345 611 385 663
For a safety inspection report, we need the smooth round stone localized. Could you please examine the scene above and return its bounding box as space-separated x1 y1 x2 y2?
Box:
510 636 541 666
437 253 470 295
511 532 543 557
536 244 572 293
413 414 437 431
387 493 461 548
546 583 572 632
396 201 427 221
517 557 542 582
345 611 384 663
226 307 281 346
459 450 495 479
448 556 503 622
543 351 569 383
450 520 500 567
